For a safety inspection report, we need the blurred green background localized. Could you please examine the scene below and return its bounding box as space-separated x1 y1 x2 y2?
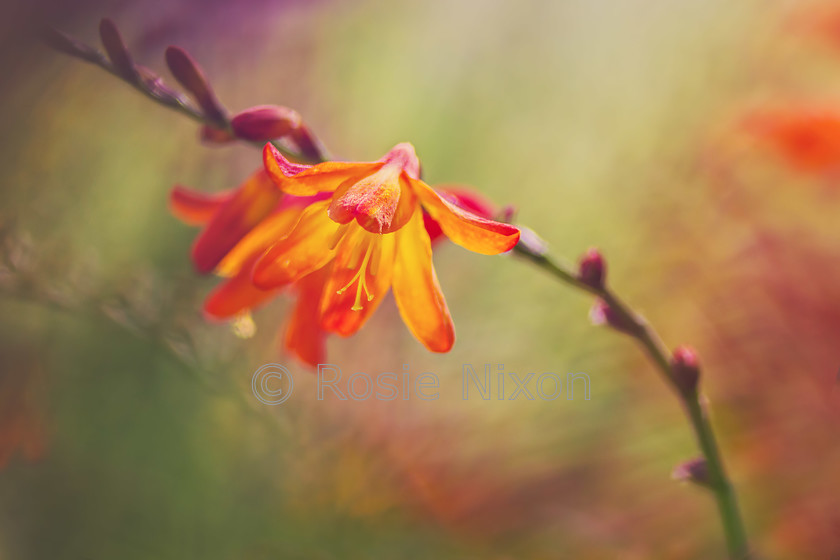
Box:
2 0 840 558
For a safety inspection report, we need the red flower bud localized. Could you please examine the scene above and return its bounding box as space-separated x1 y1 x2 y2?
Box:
200 125 236 145
230 105 301 142
99 18 137 82
671 457 711 488
589 299 636 334
671 345 701 396
43 27 98 59
165 46 226 123
289 125 328 162
578 247 606 290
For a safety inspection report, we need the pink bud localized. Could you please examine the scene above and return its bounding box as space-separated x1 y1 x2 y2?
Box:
578 248 606 290
671 457 710 488
230 105 301 141
99 18 137 81
165 46 226 123
43 27 96 59
499 205 516 223
589 299 636 334
671 345 701 396
200 125 236 145
289 125 328 162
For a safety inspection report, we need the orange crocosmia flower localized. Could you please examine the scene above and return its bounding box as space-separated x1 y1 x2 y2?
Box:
171 173 332 365
256 142 520 353
742 107 840 174
170 169 283 274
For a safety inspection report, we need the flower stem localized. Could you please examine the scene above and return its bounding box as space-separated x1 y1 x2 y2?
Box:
512 240 750 559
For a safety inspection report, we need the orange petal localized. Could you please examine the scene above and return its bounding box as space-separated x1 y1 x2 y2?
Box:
284 267 331 367
328 171 417 234
263 143 381 196
392 211 454 352
169 185 233 226
192 170 282 274
412 179 520 255
204 257 279 319
252 200 337 288
320 227 395 337
742 107 840 174
216 206 305 277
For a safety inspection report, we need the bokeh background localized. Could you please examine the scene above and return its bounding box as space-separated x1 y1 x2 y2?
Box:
1 0 840 558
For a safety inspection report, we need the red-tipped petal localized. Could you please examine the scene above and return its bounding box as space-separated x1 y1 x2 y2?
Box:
262 143 380 196
169 185 233 226
413 180 520 255
191 170 282 274
424 186 500 245
204 257 278 319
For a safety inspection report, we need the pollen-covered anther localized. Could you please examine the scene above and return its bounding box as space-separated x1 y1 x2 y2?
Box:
328 164 403 234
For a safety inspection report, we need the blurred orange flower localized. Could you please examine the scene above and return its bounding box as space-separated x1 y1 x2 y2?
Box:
741 106 840 175
256 142 520 353
0 354 47 469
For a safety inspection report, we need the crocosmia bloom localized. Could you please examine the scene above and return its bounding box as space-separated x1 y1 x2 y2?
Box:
257 142 520 353
741 107 840 174
171 171 332 365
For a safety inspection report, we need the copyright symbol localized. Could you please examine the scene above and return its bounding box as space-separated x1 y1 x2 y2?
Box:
251 363 294 405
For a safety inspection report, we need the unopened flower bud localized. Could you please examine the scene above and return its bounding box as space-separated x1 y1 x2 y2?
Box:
589 299 636 334
200 125 236 145
671 457 711 489
578 248 606 290
671 345 700 396
99 18 138 82
499 205 516 223
289 125 328 162
43 27 97 59
165 46 227 123
230 105 302 141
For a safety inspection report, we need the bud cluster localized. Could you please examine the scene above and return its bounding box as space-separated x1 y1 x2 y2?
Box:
44 19 323 161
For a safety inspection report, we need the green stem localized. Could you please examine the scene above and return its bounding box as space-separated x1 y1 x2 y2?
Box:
513 241 750 558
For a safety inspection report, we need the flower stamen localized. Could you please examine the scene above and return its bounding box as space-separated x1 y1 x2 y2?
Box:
336 238 378 311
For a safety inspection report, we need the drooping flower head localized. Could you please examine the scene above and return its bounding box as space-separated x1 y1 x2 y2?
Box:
256 142 520 353
171 170 332 365
170 143 519 365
